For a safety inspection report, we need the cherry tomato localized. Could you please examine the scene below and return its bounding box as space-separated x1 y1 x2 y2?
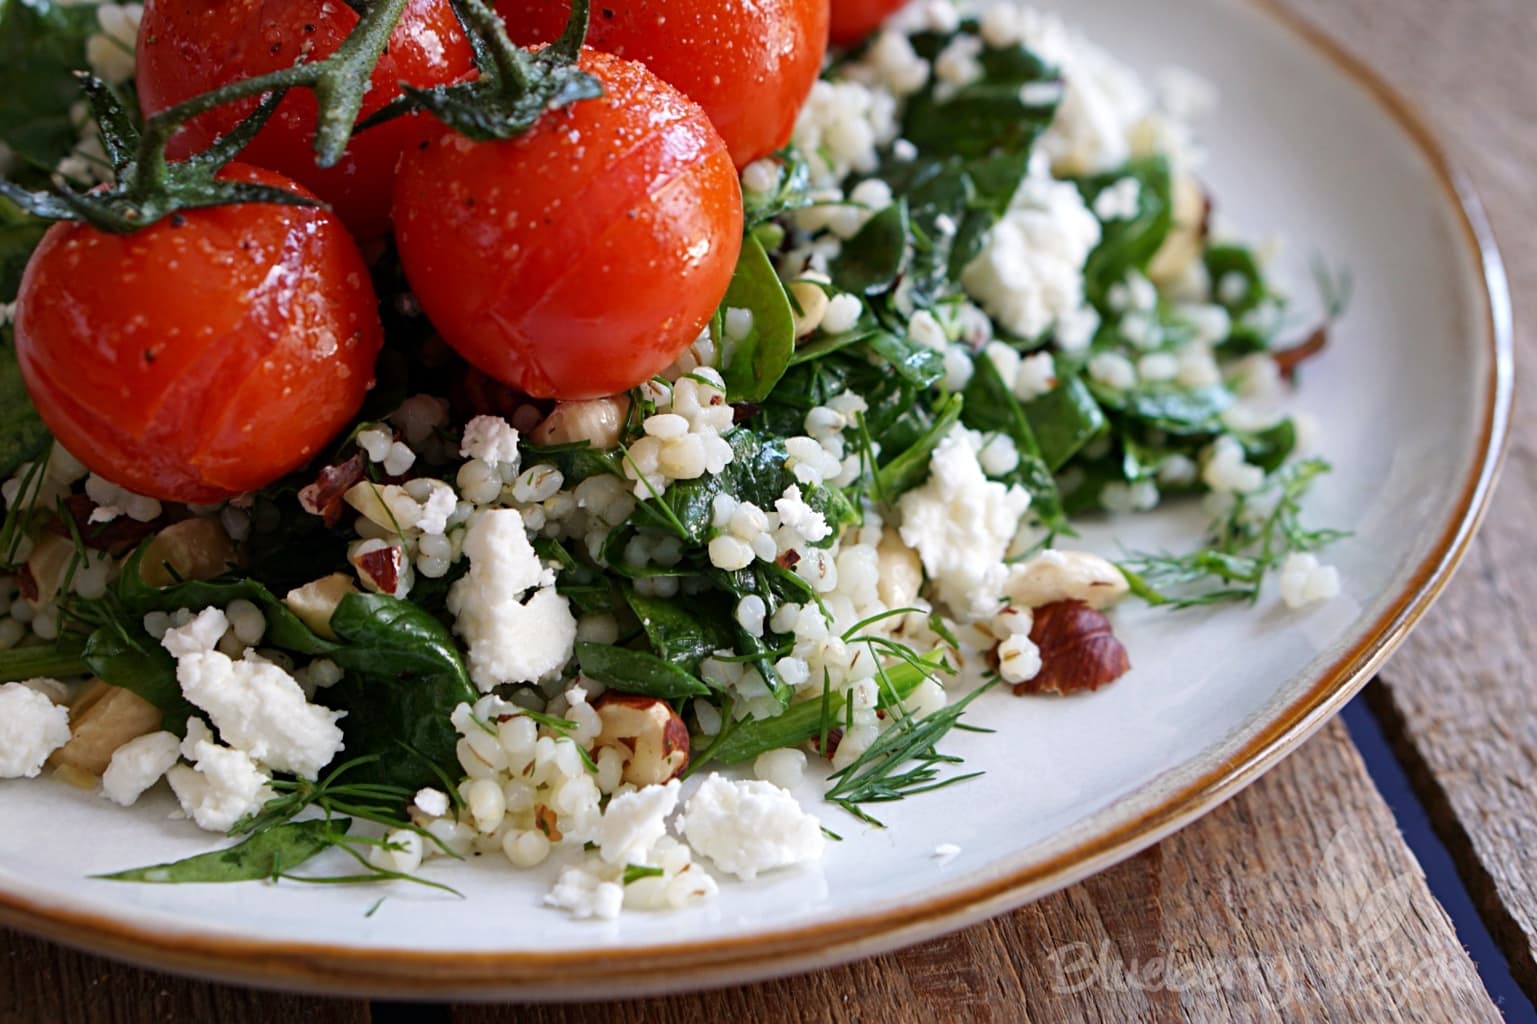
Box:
498 0 828 168
135 0 476 241
13 165 384 503
828 0 907 46
392 49 743 401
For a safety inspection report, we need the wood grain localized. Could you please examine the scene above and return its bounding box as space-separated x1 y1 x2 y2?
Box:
455 720 1498 1024
1278 0 1537 1001
0 930 369 1024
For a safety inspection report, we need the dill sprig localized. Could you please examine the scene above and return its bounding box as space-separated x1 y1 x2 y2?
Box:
823 680 995 827
1120 457 1347 609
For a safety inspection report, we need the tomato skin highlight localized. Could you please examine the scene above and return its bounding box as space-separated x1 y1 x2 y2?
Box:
13 166 384 504
135 0 475 240
828 0 908 46
498 0 828 168
392 50 744 401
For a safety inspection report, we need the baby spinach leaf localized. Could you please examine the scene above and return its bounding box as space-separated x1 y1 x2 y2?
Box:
117 555 340 657
1205 244 1278 353
831 201 909 295
1078 157 1174 304
625 589 737 672
574 642 711 699
1239 417 1297 473
1100 385 1230 437
0 0 98 171
321 593 477 791
718 234 795 403
1021 372 1106 471
867 331 945 390
901 36 1059 158
637 429 789 543
96 819 348 883
875 392 963 501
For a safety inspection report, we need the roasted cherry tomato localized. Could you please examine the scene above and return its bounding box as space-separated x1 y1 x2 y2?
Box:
828 0 907 46
499 0 828 168
393 49 743 400
135 0 476 240
13 165 384 503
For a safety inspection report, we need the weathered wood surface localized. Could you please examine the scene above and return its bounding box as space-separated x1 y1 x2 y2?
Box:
456 721 1497 1024
0 932 369 1024
1279 0 1537 1003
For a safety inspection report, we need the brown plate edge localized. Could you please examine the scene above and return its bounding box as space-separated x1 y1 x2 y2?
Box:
0 0 1516 1001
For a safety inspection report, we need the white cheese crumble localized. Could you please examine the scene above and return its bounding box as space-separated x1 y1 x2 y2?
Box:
594 779 680 866
961 170 1102 340
897 427 1032 622
0 682 70 779
162 608 346 779
459 415 521 469
101 731 181 806
680 774 826 882
166 735 273 833
447 509 576 690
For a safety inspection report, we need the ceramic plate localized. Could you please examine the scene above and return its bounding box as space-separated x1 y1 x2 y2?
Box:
0 0 1512 999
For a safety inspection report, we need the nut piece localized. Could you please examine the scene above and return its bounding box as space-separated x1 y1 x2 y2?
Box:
532 396 631 450
49 679 161 778
1147 172 1210 287
1018 601 1130 696
1003 549 1129 611
789 280 831 338
593 693 690 787
349 540 409 597
284 573 359 640
140 518 239 588
24 534 76 606
876 527 924 609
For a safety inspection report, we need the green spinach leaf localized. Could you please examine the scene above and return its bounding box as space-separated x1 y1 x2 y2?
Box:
96 819 348 883
718 234 795 402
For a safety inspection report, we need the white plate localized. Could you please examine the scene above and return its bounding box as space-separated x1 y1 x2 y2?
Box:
0 0 1511 999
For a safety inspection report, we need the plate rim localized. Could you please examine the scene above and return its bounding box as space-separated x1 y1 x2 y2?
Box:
0 0 1516 999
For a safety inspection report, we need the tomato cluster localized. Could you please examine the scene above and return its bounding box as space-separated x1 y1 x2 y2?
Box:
14 0 912 501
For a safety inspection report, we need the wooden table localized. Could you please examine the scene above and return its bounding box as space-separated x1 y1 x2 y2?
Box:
4 0 1533 1020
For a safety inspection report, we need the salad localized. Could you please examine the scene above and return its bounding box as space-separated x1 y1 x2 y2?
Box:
0 0 1344 919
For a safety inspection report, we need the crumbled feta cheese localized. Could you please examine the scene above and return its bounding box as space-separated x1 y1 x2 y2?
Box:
544 864 626 920
166 736 272 832
0 682 70 778
165 615 345 779
792 79 899 187
680 774 826 881
101 731 181 806
459 415 521 470
898 427 1031 621
1278 553 1341 609
962 172 1101 340
595 779 680 866
447 509 576 690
